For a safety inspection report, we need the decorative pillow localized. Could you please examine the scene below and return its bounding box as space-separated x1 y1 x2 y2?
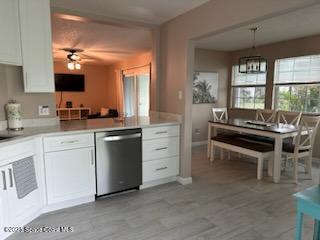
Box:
100 107 109 116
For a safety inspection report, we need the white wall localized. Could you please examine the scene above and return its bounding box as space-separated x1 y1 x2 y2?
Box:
192 49 229 143
159 0 319 178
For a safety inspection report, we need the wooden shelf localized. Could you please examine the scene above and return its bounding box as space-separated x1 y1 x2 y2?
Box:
56 108 91 121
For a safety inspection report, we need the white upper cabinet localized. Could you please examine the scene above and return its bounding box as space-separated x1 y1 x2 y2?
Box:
0 0 22 65
19 0 55 93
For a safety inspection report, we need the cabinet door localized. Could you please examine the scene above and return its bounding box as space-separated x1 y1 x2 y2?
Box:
0 165 10 240
45 148 96 205
19 0 55 93
6 163 41 227
0 0 22 65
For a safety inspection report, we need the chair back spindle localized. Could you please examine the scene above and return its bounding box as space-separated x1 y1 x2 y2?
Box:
276 111 302 127
256 109 276 123
212 108 228 121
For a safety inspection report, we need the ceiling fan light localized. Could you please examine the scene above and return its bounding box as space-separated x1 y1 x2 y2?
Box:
67 62 75 70
75 62 81 70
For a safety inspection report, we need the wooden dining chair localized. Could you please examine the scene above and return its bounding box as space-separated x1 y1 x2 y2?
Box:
282 115 320 183
256 109 276 123
276 111 302 170
211 107 231 160
276 110 302 127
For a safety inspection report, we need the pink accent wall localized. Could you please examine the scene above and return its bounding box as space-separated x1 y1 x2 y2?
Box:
54 62 117 113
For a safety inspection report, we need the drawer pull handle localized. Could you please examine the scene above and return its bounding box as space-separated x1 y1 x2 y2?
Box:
9 168 13 188
155 147 168 151
156 167 168 171
61 140 79 144
155 131 168 134
2 170 7 190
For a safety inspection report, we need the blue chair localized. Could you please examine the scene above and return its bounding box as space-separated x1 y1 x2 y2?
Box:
294 185 320 240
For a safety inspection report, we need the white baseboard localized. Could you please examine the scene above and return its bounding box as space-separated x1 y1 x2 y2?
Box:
313 157 320 165
141 176 177 189
42 195 95 213
192 141 207 147
177 176 193 185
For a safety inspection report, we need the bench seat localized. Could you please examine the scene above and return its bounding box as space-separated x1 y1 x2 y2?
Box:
210 135 274 180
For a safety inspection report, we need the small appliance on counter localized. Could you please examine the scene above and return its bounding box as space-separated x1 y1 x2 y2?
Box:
5 100 23 131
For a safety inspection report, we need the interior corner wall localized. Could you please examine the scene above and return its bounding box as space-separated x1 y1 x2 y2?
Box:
0 64 56 121
192 49 230 143
159 0 318 178
54 62 117 113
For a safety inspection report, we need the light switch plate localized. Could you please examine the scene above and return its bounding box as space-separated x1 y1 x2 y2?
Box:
178 90 183 100
39 105 50 116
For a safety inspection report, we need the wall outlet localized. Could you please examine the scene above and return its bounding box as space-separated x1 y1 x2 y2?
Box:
195 129 201 135
39 105 50 116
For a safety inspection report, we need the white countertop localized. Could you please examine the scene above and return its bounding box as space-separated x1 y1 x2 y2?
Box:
0 116 181 147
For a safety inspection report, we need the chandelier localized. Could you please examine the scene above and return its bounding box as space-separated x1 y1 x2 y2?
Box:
239 27 267 74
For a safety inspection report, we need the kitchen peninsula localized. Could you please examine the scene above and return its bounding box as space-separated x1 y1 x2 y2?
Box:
0 115 181 240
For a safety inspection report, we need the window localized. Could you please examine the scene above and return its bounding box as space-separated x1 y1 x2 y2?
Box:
231 65 266 109
274 55 320 113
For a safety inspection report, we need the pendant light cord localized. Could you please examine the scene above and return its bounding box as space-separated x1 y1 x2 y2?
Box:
250 27 258 56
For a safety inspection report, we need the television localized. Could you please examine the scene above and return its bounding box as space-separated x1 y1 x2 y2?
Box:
54 74 85 92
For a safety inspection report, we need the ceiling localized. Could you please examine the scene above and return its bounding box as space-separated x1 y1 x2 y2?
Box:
52 15 152 65
195 4 320 51
51 0 209 25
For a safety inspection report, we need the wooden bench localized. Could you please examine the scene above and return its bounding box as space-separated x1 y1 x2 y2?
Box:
210 135 274 180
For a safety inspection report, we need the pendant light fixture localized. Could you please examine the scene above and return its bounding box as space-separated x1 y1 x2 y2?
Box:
239 27 267 74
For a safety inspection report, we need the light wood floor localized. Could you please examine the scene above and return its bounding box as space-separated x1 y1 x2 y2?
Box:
8 146 318 240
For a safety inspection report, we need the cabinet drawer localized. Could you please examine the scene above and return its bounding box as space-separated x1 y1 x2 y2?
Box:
142 125 179 140
43 133 94 152
143 137 179 162
143 157 179 183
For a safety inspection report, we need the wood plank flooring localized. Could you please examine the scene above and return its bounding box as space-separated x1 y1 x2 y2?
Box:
8 146 318 240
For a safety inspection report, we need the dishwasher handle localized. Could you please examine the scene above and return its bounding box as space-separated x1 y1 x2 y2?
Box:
102 133 141 142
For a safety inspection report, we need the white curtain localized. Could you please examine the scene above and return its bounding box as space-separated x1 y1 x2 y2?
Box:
122 64 150 117
115 70 124 115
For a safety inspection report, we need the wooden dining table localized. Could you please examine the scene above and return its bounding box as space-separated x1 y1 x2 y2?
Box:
207 118 300 183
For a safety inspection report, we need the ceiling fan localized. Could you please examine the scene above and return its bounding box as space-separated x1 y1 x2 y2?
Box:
53 47 133 69
61 48 83 70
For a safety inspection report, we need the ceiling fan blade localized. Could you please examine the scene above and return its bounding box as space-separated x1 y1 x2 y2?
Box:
80 53 102 60
88 49 132 54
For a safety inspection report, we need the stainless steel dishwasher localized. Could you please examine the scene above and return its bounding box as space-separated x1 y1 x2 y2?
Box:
95 128 142 196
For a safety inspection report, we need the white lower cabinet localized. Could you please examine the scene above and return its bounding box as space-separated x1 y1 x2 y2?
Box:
0 165 10 240
45 147 96 205
6 163 41 226
0 140 42 240
142 125 180 186
43 133 96 209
